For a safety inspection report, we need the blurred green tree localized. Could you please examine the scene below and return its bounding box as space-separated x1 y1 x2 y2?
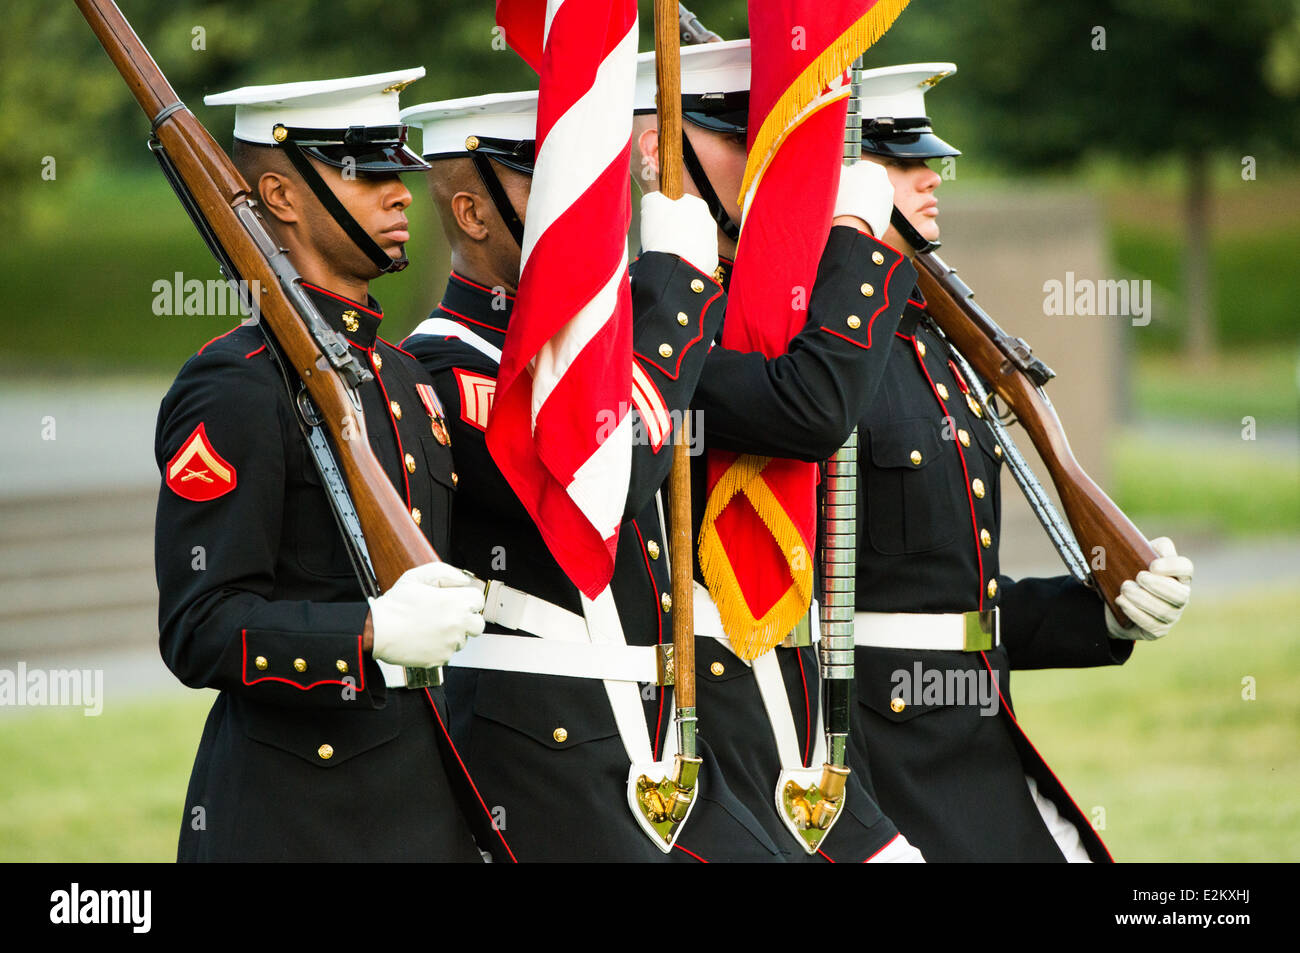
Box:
877 0 1300 359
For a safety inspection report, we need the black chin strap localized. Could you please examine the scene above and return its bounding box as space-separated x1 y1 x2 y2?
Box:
680 132 740 242
890 206 940 254
469 154 526 249
281 142 408 274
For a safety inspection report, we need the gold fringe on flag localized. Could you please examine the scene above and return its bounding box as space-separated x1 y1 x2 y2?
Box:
698 454 816 660
738 0 912 204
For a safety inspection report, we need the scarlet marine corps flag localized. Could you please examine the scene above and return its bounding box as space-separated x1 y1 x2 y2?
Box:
699 0 910 659
489 0 639 598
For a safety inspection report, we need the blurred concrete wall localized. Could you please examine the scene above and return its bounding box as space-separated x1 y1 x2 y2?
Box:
938 188 1122 577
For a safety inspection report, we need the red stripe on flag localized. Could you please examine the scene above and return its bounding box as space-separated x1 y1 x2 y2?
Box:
485 0 637 598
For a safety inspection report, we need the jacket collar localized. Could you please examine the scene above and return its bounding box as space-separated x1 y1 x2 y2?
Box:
716 255 734 294
301 282 384 350
433 271 513 347
897 284 928 337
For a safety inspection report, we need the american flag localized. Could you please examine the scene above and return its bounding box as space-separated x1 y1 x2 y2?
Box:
489 0 639 598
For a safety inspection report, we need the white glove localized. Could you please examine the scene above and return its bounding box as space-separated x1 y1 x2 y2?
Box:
1104 537 1194 641
640 191 719 277
835 160 895 240
368 562 485 668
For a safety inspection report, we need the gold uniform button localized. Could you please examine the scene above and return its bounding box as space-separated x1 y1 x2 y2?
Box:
890 697 906 713
465 134 480 151
980 528 992 548
254 656 268 671
987 578 999 599
553 727 568 743
646 540 660 560
677 311 689 326
994 444 1003 459
860 283 875 297
967 394 983 417
411 507 422 525
293 658 307 673
404 453 417 474
846 315 861 329
371 351 382 371
336 660 349 674
972 478 986 499
661 592 672 612
710 661 725 677
342 310 360 333
690 278 705 293
916 339 926 357
452 472 459 487
936 383 949 401
909 450 923 466
872 251 885 265
272 124 289 143
658 343 673 358
958 428 971 447
389 400 402 420
318 744 334 761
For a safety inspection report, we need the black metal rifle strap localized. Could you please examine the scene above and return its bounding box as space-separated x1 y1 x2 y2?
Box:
257 325 379 598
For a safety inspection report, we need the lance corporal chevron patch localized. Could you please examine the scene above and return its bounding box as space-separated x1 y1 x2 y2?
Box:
166 422 237 501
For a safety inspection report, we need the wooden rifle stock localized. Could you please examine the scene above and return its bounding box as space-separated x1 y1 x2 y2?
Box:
912 250 1156 625
76 0 436 591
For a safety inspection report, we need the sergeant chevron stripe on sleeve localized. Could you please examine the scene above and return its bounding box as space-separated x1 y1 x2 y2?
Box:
490 0 638 598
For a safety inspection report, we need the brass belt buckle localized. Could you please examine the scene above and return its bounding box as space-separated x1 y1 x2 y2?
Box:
779 614 813 649
403 666 443 689
962 606 1000 652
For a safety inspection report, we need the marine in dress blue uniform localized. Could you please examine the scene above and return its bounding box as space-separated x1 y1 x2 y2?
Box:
155 71 500 862
400 90 798 861
625 41 925 863
841 64 1195 862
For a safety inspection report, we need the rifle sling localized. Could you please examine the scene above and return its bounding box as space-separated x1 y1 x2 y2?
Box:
259 325 380 599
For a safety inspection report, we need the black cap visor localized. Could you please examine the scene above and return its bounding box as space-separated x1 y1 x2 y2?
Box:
426 136 536 175
634 92 749 137
277 123 430 173
304 141 430 173
860 117 960 159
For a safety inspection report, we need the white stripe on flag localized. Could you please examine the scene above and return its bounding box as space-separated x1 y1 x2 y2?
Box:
567 409 632 536
520 22 638 270
543 0 564 50
529 246 628 424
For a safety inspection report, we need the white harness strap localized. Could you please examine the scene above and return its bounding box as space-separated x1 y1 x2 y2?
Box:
408 317 504 364
752 650 826 770
693 582 826 770
407 326 664 772
581 588 655 765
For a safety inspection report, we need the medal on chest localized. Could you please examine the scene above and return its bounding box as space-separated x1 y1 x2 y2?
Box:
415 383 451 446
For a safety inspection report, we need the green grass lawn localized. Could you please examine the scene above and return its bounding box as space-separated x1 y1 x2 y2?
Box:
1013 584 1300 862
1132 349 1300 431
0 690 213 862
1112 429 1300 538
1 585 1295 862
